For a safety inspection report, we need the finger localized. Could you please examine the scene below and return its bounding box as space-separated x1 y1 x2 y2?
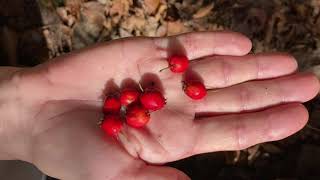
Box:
195 73 319 113
20 31 251 101
136 165 190 180
154 31 252 59
192 53 297 88
193 103 308 154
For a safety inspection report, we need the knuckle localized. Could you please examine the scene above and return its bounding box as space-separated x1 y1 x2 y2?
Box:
234 118 247 150
238 85 252 111
218 60 232 86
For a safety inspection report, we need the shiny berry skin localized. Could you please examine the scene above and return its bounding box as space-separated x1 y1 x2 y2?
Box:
183 81 207 100
103 96 121 113
169 55 189 73
126 104 150 128
120 89 140 106
140 90 166 111
101 115 123 136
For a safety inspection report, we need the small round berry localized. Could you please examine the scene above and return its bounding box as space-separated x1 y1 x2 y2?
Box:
169 55 189 73
103 96 121 113
120 89 140 106
126 104 150 128
101 115 123 136
140 90 166 111
183 81 207 100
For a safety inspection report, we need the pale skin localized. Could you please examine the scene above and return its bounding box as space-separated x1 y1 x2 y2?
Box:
0 31 319 180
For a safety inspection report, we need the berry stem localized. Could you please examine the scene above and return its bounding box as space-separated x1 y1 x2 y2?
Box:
159 65 173 72
138 82 144 92
136 63 142 77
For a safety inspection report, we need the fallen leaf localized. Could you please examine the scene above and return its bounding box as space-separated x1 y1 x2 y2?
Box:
156 23 167 36
103 19 112 30
167 20 188 35
109 0 132 17
82 2 105 25
97 0 108 4
154 4 167 21
144 16 159 36
56 7 68 23
192 3 214 19
65 0 83 18
119 28 132 37
143 0 160 14
121 16 146 31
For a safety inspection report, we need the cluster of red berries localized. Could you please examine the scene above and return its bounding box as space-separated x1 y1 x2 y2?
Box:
101 88 166 136
101 55 207 137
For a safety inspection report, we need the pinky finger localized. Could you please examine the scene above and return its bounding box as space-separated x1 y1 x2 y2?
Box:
192 103 308 154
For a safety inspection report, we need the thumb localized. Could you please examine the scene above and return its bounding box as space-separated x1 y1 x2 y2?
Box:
136 165 191 180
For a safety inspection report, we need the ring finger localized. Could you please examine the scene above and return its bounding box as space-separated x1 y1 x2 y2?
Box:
195 73 319 113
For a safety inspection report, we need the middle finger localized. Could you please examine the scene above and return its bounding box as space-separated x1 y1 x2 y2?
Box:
191 53 297 88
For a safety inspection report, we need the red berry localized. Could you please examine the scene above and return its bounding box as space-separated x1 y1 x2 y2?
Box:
101 115 123 136
126 104 150 128
168 55 189 73
184 81 207 100
103 96 121 113
140 90 166 111
120 89 140 106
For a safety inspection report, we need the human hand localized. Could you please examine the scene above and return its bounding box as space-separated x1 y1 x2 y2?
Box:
0 31 318 180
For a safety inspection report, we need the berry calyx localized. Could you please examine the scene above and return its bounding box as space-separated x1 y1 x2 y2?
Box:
126 104 150 128
101 115 123 136
103 96 121 113
120 89 140 106
140 90 166 111
183 81 207 100
167 55 189 73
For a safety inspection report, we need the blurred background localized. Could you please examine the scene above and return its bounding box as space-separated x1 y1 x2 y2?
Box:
1 0 320 179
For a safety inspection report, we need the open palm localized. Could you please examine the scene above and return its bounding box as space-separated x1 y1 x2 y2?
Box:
8 32 319 180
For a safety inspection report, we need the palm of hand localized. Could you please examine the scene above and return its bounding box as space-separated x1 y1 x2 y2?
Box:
11 32 319 180
29 48 199 180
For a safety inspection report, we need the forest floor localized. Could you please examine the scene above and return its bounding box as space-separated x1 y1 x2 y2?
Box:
1 0 320 179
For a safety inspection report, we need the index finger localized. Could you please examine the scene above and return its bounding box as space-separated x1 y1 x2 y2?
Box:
153 31 252 59
18 31 252 101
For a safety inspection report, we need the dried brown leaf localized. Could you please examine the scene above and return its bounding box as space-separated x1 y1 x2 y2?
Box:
119 28 132 37
144 16 159 36
154 4 167 21
167 20 188 35
156 23 167 36
82 2 106 25
121 16 146 31
103 19 112 30
192 3 214 19
97 0 108 4
109 0 132 17
143 0 160 14
56 7 68 22
65 0 83 18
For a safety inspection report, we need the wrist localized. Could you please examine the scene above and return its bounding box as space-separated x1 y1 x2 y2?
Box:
0 67 23 80
0 67 32 161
